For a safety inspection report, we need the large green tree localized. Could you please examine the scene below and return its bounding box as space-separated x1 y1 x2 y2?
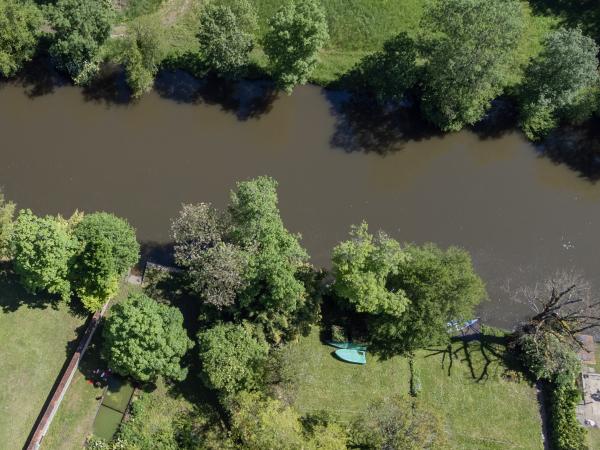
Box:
12 209 77 300
122 18 165 99
519 27 599 140
47 0 114 84
197 322 268 395
347 33 418 103
332 222 408 318
0 0 42 77
229 176 309 342
103 292 192 382
263 0 329 93
0 190 15 259
373 243 486 355
198 3 255 79
419 0 524 131
70 212 139 311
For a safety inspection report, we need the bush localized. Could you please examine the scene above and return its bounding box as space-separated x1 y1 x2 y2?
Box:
330 324 347 342
548 382 588 450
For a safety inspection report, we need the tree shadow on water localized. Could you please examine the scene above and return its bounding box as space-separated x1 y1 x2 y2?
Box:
0 54 68 98
325 91 441 155
154 70 277 121
470 97 520 140
81 64 132 106
536 117 600 182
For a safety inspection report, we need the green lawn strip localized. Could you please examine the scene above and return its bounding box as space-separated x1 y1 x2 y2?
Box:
589 427 600 449
42 283 143 449
0 274 86 449
279 328 543 449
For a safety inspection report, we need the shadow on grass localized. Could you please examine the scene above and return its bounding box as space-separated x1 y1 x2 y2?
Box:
424 332 522 383
0 263 63 313
529 0 600 41
154 70 278 121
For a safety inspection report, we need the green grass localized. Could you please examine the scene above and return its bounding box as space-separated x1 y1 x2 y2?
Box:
0 270 87 450
589 427 600 449
43 283 143 450
278 328 544 449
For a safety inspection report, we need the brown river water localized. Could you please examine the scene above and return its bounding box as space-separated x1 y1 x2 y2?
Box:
1 70 599 328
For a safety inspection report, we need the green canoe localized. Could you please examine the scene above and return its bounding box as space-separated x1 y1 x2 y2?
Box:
327 341 368 351
335 349 367 364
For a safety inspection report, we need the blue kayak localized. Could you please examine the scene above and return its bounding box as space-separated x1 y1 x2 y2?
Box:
335 349 367 364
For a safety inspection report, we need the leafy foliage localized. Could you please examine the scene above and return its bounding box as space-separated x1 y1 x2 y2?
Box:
103 292 192 382
332 222 408 317
48 0 114 83
549 382 588 450
518 332 580 385
419 0 525 131
519 27 599 140
0 0 42 77
228 176 309 341
351 395 448 449
197 322 268 395
198 3 255 79
378 243 486 354
122 19 165 98
12 209 77 300
71 212 139 310
263 0 329 92
0 190 16 259
229 391 347 449
346 33 418 103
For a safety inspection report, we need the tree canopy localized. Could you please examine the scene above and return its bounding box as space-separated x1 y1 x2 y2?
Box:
103 292 192 382
71 212 139 311
351 396 448 449
0 0 42 77
377 243 486 354
12 209 77 300
48 0 114 84
198 3 255 79
263 0 329 93
332 222 408 317
519 27 599 140
172 176 309 343
419 0 525 131
197 322 268 395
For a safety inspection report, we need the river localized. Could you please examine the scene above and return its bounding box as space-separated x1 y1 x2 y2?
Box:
1 70 599 329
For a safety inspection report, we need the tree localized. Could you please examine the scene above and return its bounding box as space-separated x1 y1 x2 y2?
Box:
197 322 268 395
263 0 329 93
0 0 42 77
12 209 77 300
519 28 599 140
122 19 165 98
198 3 254 79
103 292 192 382
71 212 139 311
332 222 408 317
419 0 524 131
172 203 245 309
351 396 448 449
229 176 309 342
347 33 418 103
377 243 486 354
0 190 16 259
229 392 306 450
48 0 114 84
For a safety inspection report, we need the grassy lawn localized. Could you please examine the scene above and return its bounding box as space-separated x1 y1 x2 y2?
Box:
589 427 600 449
278 327 543 450
0 270 87 450
112 0 558 86
43 283 143 450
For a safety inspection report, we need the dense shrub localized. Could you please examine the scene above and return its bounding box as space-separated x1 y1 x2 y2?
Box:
548 382 588 450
